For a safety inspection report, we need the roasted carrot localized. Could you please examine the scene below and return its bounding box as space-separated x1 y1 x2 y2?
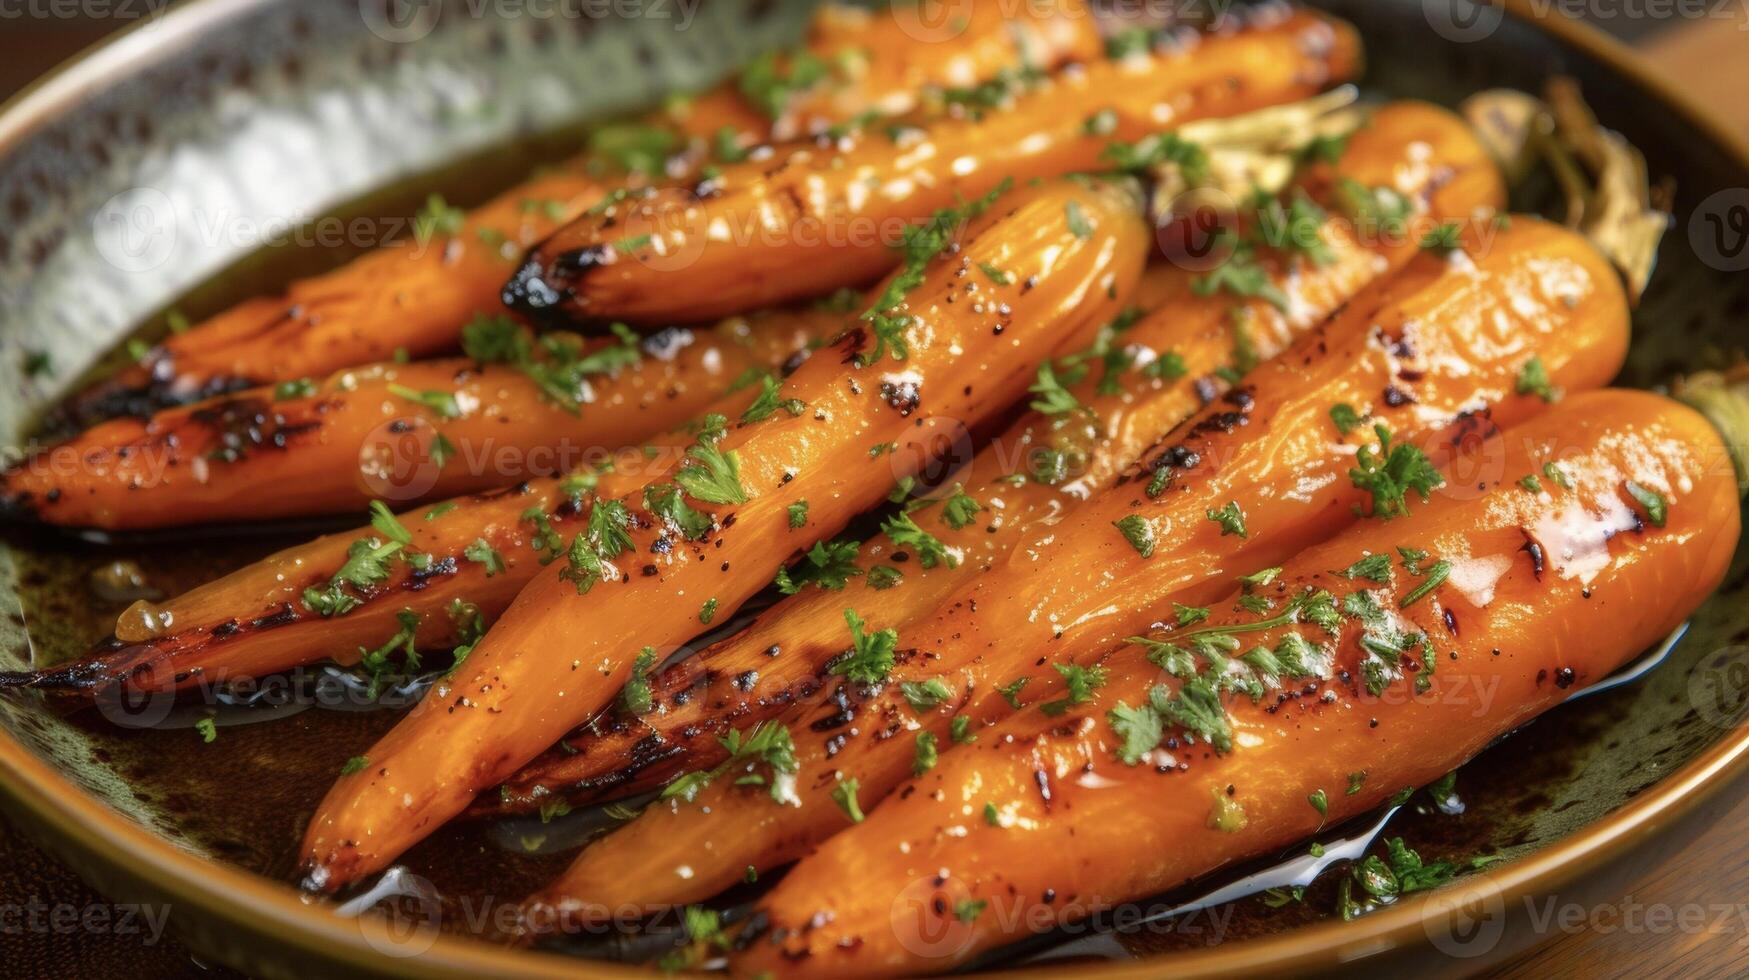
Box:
484 100 1509 815
730 388 1742 977
63 1 1101 423
2 309 839 529
526 215 1630 914
296 177 1152 892
505 8 1360 327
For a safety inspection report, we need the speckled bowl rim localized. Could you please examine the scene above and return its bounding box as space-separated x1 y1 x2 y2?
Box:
1 0 1747 976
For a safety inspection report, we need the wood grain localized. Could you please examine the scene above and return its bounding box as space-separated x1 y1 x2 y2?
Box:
1642 18 1749 137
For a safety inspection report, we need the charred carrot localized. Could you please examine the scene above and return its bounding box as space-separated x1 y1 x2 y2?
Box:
63 1 1101 423
2 309 838 529
485 100 1509 815
505 8 1360 327
527 215 1630 913
296 177 1152 892
730 387 1742 977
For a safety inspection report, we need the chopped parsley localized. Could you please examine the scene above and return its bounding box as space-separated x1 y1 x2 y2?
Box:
830 609 897 684
1039 662 1107 716
675 416 748 505
775 538 863 594
412 193 465 244
301 502 415 617
1515 356 1561 403
856 180 1012 366
1064 199 1093 239
950 715 976 744
463 538 505 577
740 374 805 424
1420 222 1463 253
787 499 809 529
831 778 864 823
1028 360 1086 416
1348 425 1443 519
1206 501 1248 538
941 486 983 529
1113 514 1156 558
341 755 369 776
661 721 799 806
901 678 953 712
1543 461 1574 490
882 512 956 569
738 49 829 118
388 384 462 420
1625 480 1668 527
913 732 939 775
274 378 316 400
1399 560 1451 608
619 647 658 716
1330 402 1363 435
1340 553 1393 583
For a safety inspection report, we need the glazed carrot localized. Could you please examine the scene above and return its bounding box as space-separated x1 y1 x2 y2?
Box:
2 310 838 529
505 8 1360 326
297 177 1152 892
527 215 1630 914
64 1 1101 422
731 388 1742 977
484 100 1509 815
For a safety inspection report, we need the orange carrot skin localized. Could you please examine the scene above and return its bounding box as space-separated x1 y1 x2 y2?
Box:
485 101 1509 815
2 311 835 530
64 1 1100 423
1 309 843 700
297 178 1151 892
506 9 1361 327
734 389 1742 977
528 215 1629 914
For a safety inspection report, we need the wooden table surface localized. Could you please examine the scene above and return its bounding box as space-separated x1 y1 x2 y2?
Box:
0 10 1746 980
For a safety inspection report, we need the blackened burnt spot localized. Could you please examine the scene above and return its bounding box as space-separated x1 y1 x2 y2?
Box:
501 251 579 330
1186 409 1249 441
781 346 812 377
837 327 870 364
409 556 458 589
1381 385 1415 408
250 603 299 631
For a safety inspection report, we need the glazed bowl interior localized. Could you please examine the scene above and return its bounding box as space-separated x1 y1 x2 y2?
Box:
1 0 1747 977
